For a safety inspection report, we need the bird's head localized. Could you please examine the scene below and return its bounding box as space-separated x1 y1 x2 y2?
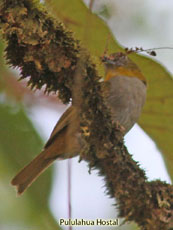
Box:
101 52 147 85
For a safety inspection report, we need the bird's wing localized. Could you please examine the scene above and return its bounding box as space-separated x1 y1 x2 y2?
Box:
44 106 76 148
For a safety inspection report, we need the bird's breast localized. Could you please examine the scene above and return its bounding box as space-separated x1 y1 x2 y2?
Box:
106 75 146 134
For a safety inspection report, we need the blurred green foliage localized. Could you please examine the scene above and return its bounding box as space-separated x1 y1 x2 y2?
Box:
0 40 60 229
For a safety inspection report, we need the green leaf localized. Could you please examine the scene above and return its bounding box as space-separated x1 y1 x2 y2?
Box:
45 0 122 75
45 0 173 181
0 103 60 229
136 55 173 181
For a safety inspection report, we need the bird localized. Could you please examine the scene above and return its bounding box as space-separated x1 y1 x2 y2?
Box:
11 52 147 195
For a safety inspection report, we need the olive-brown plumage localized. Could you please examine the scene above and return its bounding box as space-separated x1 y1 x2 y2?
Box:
11 52 147 195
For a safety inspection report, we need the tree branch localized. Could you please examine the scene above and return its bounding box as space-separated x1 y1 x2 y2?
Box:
0 0 172 229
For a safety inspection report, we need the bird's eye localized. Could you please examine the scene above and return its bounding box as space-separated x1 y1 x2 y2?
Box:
101 56 108 62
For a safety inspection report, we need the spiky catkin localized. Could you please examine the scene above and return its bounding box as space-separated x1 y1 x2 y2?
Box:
0 1 172 229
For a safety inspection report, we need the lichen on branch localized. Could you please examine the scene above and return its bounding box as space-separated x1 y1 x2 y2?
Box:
0 0 172 229
0 0 80 103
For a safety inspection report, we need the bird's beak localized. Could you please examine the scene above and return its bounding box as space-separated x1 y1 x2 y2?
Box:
101 55 116 65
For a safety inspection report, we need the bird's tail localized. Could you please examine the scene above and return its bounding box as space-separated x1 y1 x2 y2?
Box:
11 151 54 195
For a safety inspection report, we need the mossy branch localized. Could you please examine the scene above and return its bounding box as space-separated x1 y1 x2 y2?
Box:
0 0 80 103
0 1 172 229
